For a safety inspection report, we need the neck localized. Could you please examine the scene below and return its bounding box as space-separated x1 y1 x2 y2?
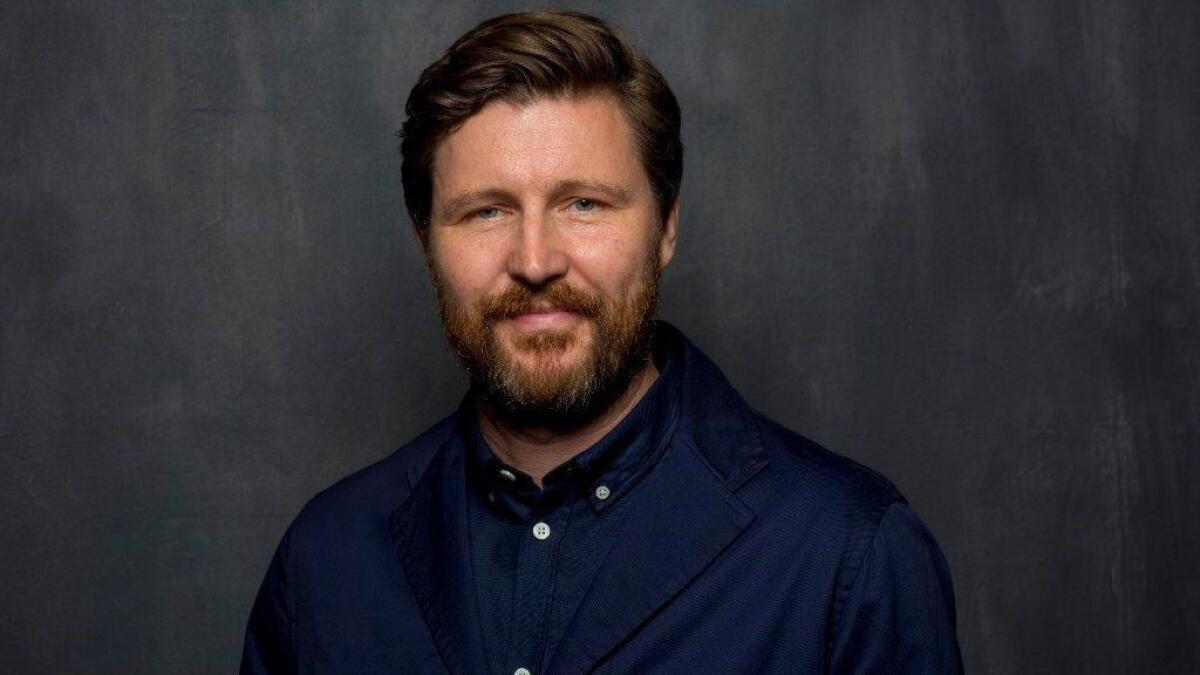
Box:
476 358 660 487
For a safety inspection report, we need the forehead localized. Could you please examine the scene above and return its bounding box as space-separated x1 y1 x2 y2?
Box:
431 94 648 201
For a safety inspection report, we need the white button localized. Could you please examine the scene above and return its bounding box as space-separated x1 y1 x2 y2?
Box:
532 522 551 540
594 484 611 500
498 468 517 482
514 668 532 675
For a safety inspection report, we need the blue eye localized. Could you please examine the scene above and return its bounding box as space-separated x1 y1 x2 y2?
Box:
570 198 597 213
475 207 501 220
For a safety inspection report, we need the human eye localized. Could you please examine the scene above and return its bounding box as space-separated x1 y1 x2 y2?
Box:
568 198 599 213
473 206 502 221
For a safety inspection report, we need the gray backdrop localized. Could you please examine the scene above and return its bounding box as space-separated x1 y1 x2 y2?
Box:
2 1 1197 673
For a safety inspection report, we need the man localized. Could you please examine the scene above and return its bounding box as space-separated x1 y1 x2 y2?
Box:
242 10 961 674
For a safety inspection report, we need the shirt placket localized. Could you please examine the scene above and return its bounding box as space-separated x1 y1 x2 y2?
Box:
505 497 571 675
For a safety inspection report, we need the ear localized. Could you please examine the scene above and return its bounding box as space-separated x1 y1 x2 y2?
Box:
658 200 679 269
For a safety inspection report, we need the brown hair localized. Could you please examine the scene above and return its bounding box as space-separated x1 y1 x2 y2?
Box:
399 10 683 239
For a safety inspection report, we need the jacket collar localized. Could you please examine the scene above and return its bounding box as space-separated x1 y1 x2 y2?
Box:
658 321 770 490
390 322 768 674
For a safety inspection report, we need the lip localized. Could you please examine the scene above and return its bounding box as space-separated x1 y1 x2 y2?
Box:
507 310 579 330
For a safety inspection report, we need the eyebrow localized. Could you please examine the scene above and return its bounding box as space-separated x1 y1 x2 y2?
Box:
556 179 634 205
435 179 635 223
436 188 512 222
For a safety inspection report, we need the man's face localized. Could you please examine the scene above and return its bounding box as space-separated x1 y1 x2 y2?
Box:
426 93 678 423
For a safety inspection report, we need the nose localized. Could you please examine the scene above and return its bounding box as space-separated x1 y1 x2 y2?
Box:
506 211 568 286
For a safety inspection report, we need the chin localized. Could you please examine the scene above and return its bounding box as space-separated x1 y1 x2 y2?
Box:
500 320 592 360
493 330 596 404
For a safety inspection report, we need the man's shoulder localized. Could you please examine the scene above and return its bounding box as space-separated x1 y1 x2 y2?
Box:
699 407 916 594
761 413 901 502
289 413 459 532
735 408 906 533
669 324 904 531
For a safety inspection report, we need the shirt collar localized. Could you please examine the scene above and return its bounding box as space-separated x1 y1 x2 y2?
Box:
465 323 683 520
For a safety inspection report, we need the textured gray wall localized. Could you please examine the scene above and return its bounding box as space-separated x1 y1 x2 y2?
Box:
2 1 1197 673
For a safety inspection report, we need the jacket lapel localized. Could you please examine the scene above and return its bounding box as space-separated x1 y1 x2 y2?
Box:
545 435 758 674
389 435 489 675
546 324 770 674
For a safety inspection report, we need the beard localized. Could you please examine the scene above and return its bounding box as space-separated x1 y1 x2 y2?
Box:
432 255 661 428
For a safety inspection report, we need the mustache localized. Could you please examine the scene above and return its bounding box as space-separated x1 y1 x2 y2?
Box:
481 281 604 323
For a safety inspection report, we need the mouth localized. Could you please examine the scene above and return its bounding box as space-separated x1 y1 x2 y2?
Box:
501 300 585 329
506 308 580 331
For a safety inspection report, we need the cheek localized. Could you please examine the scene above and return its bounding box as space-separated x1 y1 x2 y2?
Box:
569 231 655 297
430 238 501 301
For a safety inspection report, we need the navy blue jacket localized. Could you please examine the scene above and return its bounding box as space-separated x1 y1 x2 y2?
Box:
242 324 962 674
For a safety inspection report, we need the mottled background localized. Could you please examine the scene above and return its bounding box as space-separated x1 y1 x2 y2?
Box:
2 1 1197 673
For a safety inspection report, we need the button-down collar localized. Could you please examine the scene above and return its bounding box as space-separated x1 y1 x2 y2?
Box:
466 326 683 521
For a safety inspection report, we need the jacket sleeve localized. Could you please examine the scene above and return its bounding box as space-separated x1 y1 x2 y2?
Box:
241 527 296 675
829 502 963 674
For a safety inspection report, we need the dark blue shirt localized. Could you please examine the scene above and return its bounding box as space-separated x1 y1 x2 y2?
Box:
464 336 681 675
